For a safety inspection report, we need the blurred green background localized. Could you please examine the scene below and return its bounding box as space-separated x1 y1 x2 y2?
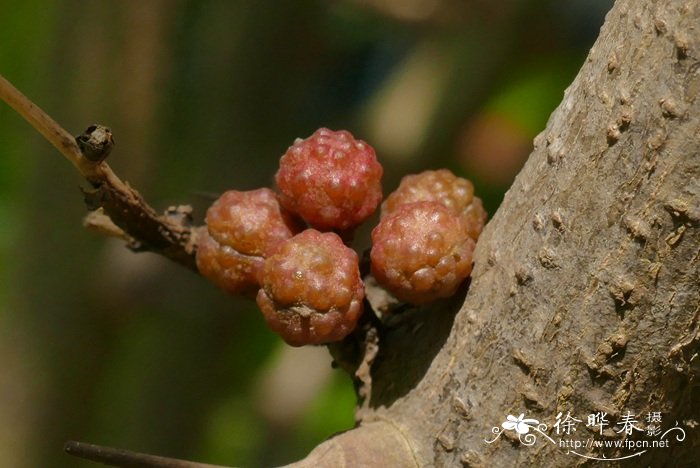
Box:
0 1 610 466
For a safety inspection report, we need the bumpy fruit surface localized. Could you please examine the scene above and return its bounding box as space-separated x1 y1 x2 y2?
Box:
370 201 475 305
256 229 364 346
196 188 301 295
381 169 487 241
275 128 383 231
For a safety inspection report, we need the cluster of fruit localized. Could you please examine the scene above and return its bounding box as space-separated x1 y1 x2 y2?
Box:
196 128 486 346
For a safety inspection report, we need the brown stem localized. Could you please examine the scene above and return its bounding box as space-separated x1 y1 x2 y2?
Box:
0 72 198 270
0 73 94 175
64 440 229 468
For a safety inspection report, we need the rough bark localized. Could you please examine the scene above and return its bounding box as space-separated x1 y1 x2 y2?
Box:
292 0 700 466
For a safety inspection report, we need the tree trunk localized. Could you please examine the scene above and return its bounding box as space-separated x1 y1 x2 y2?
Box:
292 0 700 466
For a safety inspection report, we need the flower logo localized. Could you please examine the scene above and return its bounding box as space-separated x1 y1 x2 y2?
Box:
502 414 540 434
485 413 548 445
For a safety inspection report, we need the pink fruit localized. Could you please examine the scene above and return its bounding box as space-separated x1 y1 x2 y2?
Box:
371 201 475 305
276 128 383 231
196 188 302 295
257 229 364 346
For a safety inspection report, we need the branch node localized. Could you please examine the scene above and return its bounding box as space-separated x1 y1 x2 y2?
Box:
76 124 115 162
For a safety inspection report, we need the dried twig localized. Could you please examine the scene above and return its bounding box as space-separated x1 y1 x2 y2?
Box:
83 209 135 243
0 72 198 270
0 73 227 466
64 440 228 468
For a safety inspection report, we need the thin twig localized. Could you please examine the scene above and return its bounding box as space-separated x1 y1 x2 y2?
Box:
0 73 94 176
64 440 229 468
0 72 198 270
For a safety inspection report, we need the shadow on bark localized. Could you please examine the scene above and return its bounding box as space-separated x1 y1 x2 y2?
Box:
369 288 464 408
